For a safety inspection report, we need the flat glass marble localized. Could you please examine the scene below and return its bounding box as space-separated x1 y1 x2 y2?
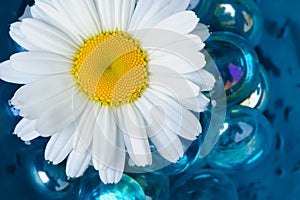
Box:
170 169 238 200
195 0 264 46
206 106 273 171
205 31 260 105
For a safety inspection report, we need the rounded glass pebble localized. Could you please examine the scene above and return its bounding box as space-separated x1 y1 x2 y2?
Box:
22 143 79 199
170 169 238 200
78 170 145 200
194 0 264 46
240 64 271 112
129 173 170 200
206 106 273 171
205 31 260 105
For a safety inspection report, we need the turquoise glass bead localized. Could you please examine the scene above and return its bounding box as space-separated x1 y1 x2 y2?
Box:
129 173 170 200
206 106 273 171
23 144 79 199
205 31 260 105
78 170 145 200
170 169 238 200
195 0 264 46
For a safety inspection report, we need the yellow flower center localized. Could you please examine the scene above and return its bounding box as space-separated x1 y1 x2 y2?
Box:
71 31 149 107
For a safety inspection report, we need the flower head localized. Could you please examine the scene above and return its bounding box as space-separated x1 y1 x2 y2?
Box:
0 0 215 184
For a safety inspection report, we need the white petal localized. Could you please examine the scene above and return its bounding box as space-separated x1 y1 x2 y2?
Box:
183 70 216 91
19 87 74 120
93 106 117 169
21 131 40 141
148 76 210 112
191 23 210 42
99 167 123 184
73 103 97 153
9 22 40 51
149 73 200 99
135 96 183 162
129 0 190 29
66 150 91 178
58 0 100 37
31 1 83 45
180 93 210 112
14 118 36 138
35 90 88 135
20 18 77 57
117 105 152 166
186 34 206 48
11 52 72 75
145 89 202 140
133 28 203 54
148 50 206 74
150 126 184 163
45 124 74 164
129 0 156 29
155 11 199 34
95 0 115 32
51 0 96 40
11 74 74 107
0 60 44 84
114 0 135 30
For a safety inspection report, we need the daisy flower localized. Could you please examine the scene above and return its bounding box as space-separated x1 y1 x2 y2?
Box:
0 0 215 184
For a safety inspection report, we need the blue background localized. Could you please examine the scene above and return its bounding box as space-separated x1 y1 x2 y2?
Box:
0 0 300 199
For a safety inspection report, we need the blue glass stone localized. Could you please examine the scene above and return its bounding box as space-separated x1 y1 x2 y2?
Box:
78 170 145 200
205 31 260 105
240 64 271 112
170 169 238 200
25 144 79 199
195 0 264 46
129 173 170 200
206 106 273 171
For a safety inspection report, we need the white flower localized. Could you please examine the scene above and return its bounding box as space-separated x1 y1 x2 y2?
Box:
0 0 215 184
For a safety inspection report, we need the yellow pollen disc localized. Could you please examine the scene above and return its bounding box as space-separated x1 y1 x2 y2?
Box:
71 31 149 107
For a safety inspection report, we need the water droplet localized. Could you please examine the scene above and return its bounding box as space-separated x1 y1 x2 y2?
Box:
205 31 260 105
195 0 264 46
206 106 273 171
170 169 238 200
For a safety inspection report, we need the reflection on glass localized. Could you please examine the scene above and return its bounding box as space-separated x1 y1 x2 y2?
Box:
206 106 273 171
240 64 271 111
205 31 260 105
195 0 263 46
170 169 238 200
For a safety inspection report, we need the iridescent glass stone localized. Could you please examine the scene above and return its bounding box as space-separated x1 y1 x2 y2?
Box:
195 0 264 46
205 31 260 105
